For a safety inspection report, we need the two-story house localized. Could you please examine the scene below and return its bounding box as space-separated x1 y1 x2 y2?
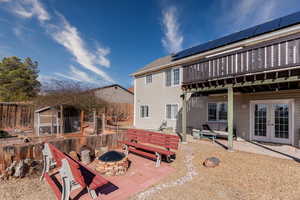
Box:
133 11 300 148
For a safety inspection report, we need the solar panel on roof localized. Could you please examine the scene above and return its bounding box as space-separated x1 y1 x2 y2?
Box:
254 18 281 35
280 11 300 28
173 10 300 61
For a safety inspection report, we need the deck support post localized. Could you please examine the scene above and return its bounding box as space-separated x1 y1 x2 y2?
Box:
181 92 187 143
227 86 234 151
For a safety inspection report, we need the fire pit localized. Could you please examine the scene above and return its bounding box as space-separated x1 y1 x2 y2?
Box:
95 150 129 176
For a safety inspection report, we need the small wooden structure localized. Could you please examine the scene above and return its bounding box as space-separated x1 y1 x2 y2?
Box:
34 105 81 136
0 102 33 130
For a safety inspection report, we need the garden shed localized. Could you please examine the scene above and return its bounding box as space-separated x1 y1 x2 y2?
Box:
34 105 81 136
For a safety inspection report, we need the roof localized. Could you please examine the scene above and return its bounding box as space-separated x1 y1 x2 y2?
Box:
132 11 300 76
35 106 51 113
127 87 134 93
132 55 173 76
91 84 134 95
173 11 300 60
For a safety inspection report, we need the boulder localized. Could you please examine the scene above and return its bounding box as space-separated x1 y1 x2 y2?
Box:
203 157 220 168
14 160 28 178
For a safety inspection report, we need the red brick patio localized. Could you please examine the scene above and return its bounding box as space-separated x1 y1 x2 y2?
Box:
68 153 176 200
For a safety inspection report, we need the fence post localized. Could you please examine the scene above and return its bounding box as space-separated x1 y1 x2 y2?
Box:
93 110 97 135
102 113 106 134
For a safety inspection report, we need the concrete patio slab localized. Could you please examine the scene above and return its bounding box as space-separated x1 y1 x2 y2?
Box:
215 139 300 161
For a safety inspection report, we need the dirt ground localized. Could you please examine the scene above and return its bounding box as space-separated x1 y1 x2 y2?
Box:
131 140 300 200
1 140 300 200
0 177 55 200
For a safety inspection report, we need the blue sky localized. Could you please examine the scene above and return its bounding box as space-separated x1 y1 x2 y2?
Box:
0 0 300 88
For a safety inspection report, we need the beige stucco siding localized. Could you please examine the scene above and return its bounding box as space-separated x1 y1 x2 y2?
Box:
235 90 300 146
134 66 300 146
189 90 300 146
134 67 182 130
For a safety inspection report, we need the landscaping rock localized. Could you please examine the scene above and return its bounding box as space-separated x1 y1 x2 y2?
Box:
69 151 79 161
14 160 28 178
203 157 220 168
81 149 91 164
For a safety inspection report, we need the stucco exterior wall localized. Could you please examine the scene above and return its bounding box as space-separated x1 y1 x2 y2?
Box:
134 66 182 131
187 90 300 146
134 68 300 146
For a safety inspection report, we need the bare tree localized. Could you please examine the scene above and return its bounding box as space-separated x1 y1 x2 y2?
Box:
34 80 107 112
105 103 131 132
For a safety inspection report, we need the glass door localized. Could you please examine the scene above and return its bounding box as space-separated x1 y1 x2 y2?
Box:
253 104 269 141
271 104 290 143
251 100 292 144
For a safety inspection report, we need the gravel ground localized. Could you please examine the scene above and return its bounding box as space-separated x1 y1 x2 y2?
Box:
0 177 55 200
1 140 300 200
131 140 300 200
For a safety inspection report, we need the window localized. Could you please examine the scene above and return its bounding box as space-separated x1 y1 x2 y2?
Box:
140 105 149 118
165 68 180 87
165 70 172 86
173 68 180 85
166 104 178 120
145 74 152 84
208 102 227 121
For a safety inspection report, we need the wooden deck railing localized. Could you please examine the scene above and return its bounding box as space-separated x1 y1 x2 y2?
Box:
183 32 300 84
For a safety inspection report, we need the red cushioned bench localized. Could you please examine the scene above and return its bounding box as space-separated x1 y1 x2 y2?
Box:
120 129 180 167
40 143 110 200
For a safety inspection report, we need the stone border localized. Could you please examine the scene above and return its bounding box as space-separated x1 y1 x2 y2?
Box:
136 145 198 200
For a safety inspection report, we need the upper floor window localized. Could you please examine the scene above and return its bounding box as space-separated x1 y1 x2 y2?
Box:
166 104 178 120
165 68 180 87
140 105 149 118
145 74 152 84
208 102 227 121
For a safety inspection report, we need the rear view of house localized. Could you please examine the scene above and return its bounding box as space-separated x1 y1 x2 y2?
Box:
133 11 300 147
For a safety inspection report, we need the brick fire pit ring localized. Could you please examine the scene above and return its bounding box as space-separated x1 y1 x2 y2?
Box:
95 150 129 176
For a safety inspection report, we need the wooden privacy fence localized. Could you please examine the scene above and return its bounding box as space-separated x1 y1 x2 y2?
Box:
106 103 133 124
0 103 33 130
0 132 125 173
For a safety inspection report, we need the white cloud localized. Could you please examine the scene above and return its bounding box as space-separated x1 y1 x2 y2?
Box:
1 0 114 84
6 0 50 22
49 15 113 83
161 6 183 54
55 66 100 85
96 47 110 67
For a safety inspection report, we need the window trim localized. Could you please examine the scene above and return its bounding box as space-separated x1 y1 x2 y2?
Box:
145 74 152 84
164 67 181 87
165 103 179 120
207 102 228 122
140 105 150 119
172 68 180 86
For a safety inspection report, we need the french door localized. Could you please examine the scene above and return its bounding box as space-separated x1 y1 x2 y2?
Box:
250 100 293 144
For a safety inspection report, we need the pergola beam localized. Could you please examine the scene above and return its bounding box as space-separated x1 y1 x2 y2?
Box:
184 76 300 93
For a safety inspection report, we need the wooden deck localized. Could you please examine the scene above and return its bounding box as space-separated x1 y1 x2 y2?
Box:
183 32 300 85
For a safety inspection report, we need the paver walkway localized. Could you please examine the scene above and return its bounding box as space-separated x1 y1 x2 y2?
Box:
68 153 176 200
